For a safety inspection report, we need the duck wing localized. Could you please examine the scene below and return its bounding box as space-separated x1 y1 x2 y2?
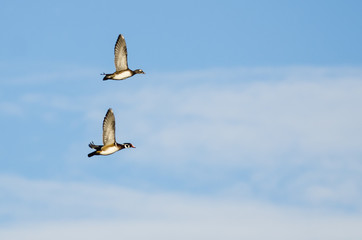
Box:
114 34 128 71
102 108 116 146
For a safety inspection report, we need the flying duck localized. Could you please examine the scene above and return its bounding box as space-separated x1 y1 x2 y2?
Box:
101 34 145 81
88 108 135 157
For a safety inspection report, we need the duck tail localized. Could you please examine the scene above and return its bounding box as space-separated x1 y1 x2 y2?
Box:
88 151 97 158
102 73 112 80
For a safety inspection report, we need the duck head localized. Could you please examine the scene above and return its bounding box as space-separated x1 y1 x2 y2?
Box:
133 69 145 74
123 143 136 148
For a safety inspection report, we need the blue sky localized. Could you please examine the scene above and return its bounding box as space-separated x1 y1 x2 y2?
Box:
1 0 362 239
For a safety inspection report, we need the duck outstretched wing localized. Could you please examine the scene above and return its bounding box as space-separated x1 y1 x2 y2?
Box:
114 34 128 71
102 108 116 146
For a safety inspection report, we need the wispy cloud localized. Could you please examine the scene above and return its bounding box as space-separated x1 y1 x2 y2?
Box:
0 102 23 116
1 66 362 221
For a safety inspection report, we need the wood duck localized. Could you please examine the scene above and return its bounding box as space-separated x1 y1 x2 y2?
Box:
101 34 145 81
88 108 135 157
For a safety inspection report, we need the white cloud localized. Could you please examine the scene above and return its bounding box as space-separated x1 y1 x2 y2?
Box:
0 175 361 240
125 69 362 170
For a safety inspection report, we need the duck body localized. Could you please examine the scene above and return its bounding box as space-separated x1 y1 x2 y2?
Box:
88 108 135 157
88 142 134 157
102 34 144 81
103 69 144 81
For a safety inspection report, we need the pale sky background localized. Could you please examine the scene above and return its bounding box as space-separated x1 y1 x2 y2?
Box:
1 0 362 239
